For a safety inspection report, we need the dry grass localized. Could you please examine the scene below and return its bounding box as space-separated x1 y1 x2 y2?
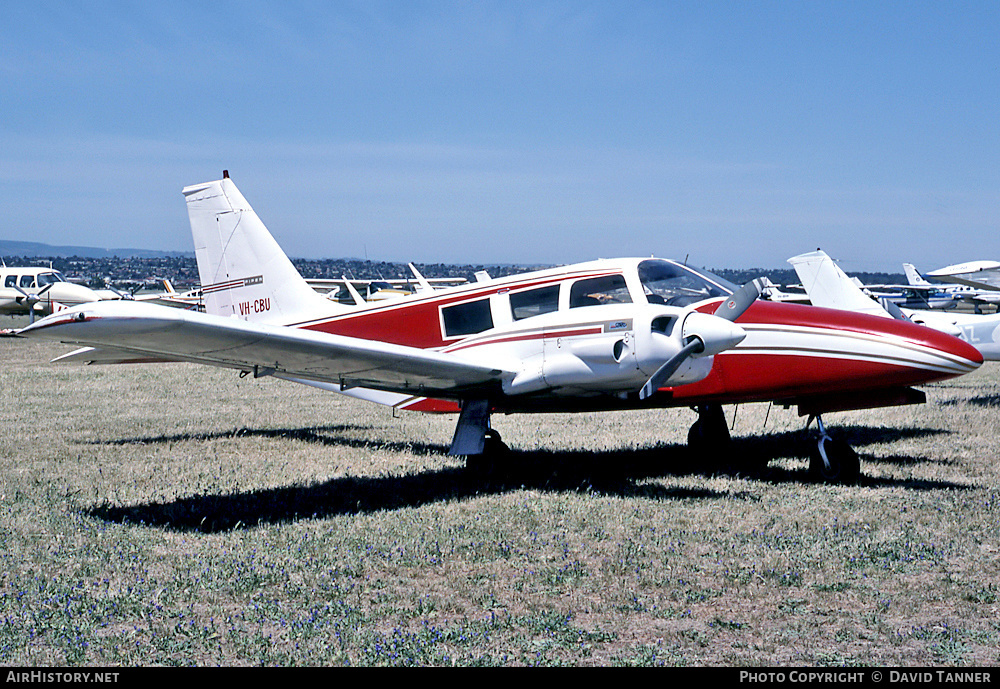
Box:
2 324 999 666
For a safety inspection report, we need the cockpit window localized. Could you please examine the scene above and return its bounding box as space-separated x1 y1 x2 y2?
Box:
36 272 65 286
569 275 632 308
638 259 735 307
19 275 33 288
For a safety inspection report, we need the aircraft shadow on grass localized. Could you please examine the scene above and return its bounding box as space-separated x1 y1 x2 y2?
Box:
939 394 1000 409
83 423 967 533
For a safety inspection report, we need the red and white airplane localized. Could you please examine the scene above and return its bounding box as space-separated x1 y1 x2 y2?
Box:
18 173 983 483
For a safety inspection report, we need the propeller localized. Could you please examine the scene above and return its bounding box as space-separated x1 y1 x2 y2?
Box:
104 284 132 300
639 279 765 400
14 284 53 325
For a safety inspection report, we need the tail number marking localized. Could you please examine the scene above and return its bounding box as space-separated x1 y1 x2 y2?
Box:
239 298 271 315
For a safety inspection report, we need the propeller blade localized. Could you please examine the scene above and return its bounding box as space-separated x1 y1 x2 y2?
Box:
713 278 765 322
638 311 748 400
639 337 704 400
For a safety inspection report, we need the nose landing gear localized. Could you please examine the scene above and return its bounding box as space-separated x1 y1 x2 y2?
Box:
806 415 860 484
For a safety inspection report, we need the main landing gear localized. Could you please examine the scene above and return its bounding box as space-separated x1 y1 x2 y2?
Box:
449 400 509 476
684 405 861 484
686 404 731 455
805 415 860 484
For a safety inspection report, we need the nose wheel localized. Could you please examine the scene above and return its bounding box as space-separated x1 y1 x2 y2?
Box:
806 415 860 484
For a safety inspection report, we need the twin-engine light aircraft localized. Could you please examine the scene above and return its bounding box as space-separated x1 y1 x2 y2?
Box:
0 267 108 323
19 174 984 483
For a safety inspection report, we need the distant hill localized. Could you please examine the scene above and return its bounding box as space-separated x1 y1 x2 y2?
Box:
0 240 192 260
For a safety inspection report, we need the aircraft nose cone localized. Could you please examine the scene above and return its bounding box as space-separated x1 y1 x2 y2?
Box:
883 316 983 379
931 327 984 368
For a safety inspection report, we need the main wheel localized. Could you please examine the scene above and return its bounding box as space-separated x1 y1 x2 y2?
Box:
465 430 508 478
483 428 509 455
687 405 732 465
809 437 860 484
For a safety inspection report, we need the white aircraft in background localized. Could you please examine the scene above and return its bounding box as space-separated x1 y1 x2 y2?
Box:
757 277 809 304
0 266 109 323
307 267 467 306
903 263 1000 312
18 174 983 484
790 250 1000 361
132 279 205 311
924 260 1000 299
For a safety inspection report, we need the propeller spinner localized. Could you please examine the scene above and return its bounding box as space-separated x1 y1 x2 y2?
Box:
638 279 764 400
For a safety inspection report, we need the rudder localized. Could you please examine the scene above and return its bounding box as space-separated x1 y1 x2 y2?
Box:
183 172 346 324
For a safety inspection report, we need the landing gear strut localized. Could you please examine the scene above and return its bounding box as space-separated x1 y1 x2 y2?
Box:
806 415 860 484
449 400 508 476
687 404 731 454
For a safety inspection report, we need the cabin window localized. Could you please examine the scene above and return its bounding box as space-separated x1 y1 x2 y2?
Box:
442 298 494 337
3 276 14 288
510 285 559 321
569 275 632 308
19 275 33 288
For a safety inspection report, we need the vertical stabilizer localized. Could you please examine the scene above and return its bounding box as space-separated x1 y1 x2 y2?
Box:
183 174 347 324
903 263 930 287
788 250 892 319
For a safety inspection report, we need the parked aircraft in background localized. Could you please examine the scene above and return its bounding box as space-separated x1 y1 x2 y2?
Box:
864 283 959 311
19 174 983 484
924 260 1000 298
790 259 959 312
904 263 1000 312
758 277 809 304
0 266 109 323
790 250 1000 361
132 279 205 311
307 268 467 306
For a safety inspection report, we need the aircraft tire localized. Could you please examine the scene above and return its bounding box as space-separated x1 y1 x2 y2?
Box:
687 405 731 464
809 437 860 484
465 430 508 478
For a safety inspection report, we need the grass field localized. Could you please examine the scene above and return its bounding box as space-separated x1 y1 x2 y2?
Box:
2 319 999 666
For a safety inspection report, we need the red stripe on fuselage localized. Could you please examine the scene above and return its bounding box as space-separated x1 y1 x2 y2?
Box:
398 398 462 413
297 269 620 349
443 326 604 353
670 300 983 403
703 300 983 359
669 352 959 404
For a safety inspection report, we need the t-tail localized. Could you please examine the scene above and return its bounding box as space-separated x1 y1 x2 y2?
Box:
183 172 348 325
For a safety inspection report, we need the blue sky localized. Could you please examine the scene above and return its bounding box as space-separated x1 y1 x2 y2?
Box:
2 1 998 271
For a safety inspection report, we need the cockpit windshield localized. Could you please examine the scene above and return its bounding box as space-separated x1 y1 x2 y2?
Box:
36 272 66 286
638 259 736 307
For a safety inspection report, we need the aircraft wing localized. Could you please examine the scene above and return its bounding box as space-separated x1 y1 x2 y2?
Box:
18 301 510 398
926 261 1000 291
